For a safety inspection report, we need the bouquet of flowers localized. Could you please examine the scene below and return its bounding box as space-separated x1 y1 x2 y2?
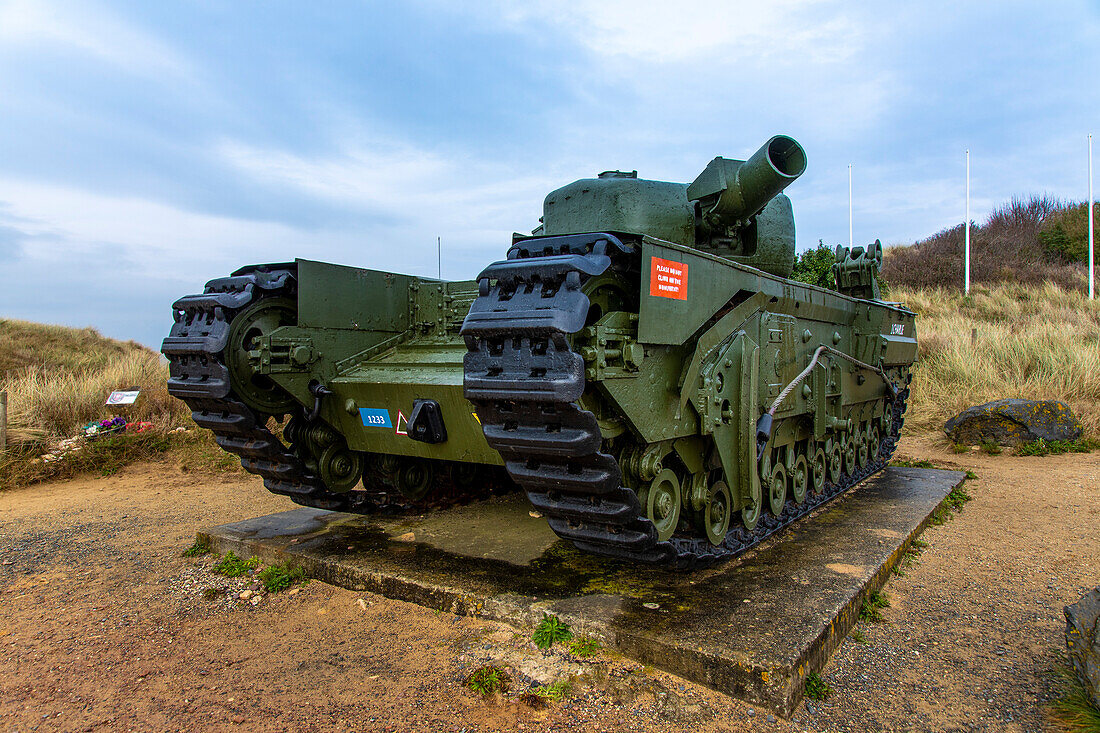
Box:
84 416 128 439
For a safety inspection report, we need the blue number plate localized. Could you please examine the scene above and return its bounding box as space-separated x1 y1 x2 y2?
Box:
359 408 393 428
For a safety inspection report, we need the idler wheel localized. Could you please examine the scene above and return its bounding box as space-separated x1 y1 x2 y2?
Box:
318 443 364 493
811 447 827 494
791 453 809 505
225 296 299 415
395 458 434 501
697 479 733 545
640 468 681 542
768 461 788 516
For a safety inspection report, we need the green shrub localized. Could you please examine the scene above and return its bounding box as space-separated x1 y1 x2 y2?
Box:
212 551 260 577
805 672 832 701
859 591 890 623
791 242 838 290
533 614 573 649
258 562 306 592
465 665 509 695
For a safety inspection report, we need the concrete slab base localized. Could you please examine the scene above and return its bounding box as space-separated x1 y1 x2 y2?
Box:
199 467 964 717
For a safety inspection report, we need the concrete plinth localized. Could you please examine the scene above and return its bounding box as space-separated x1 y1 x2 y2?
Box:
199 467 964 717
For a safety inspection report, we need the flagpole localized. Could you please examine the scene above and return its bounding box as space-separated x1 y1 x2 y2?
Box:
848 164 853 248
965 150 971 296
1089 134 1094 300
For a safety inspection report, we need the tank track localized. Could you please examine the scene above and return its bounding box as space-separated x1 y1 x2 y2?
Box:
462 233 909 570
163 265 396 514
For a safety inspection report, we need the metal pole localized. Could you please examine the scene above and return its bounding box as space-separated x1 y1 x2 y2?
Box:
848 164 853 248
965 150 971 295
1089 134 1094 300
437 236 441 280
0 391 7 453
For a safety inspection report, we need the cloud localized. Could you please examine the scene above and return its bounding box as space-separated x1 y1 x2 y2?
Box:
0 0 191 79
471 0 861 65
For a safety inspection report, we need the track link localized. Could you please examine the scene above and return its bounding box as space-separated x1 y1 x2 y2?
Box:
462 233 909 570
163 265 388 514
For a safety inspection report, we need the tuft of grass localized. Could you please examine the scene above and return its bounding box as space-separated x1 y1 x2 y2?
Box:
568 637 601 658
965 469 979 480
530 680 571 703
859 591 890 623
892 458 935 468
465 665 509 696
201 587 223 601
951 443 970 454
183 538 212 557
1051 666 1100 732
979 440 1002 455
931 483 974 525
533 614 573 650
805 672 832 701
850 628 866 644
212 551 260 578
1017 437 1096 457
257 562 306 592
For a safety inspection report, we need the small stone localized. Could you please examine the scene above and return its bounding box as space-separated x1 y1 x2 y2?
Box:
747 708 755 717
529 511 543 519
642 602 660 610
239 590 253 600
767 714 776 723
396 532 416 542
231 716 245 724
250 596 261 606
288 588 300 596
357 598 368 610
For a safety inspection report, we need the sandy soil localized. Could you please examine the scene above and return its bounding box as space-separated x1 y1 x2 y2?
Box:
0 435 1097 732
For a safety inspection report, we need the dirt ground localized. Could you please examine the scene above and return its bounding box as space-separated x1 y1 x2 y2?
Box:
1 434 1097 732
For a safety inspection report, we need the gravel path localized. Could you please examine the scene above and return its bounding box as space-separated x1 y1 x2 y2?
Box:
0 434 1095 732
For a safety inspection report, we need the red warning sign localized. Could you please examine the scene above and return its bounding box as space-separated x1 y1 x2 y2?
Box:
649 256 688 300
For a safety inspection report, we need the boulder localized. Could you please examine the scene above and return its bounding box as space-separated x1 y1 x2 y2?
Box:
943 398 1083 446
1065 587 1100 710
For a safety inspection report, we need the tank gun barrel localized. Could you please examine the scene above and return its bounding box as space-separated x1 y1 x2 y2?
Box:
688 135 807 235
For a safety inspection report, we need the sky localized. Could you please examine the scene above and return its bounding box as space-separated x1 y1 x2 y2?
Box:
0 0 1098 347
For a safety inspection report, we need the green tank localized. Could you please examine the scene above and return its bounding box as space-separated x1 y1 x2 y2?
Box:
163 135 917 569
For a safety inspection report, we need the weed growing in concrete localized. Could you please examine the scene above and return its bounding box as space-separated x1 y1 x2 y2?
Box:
910 538 929 551
850 628 866 644
890 459 935 468
859 591 890 623
533 614 573 650
258 562 306 592
183 538 211 557
804 672 832 701
465 665 509 696
1051 666 1100 732
212 551 260 578
979 440 1002 455
1017 438 1096 457
569 637 601 658
530 680 571 703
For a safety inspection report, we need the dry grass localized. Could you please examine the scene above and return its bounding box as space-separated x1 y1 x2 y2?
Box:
2 350 191 449
0 318 151 376
895 283 1100 440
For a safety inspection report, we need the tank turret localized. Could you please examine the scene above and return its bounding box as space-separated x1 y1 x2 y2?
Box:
539 136 806 277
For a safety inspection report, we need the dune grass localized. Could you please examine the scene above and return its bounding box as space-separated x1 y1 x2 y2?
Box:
894 283 1100 441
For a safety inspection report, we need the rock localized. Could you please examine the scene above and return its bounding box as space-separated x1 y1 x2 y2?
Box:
1065 586 1100 709
944 399 1083 446
239 590 253 600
